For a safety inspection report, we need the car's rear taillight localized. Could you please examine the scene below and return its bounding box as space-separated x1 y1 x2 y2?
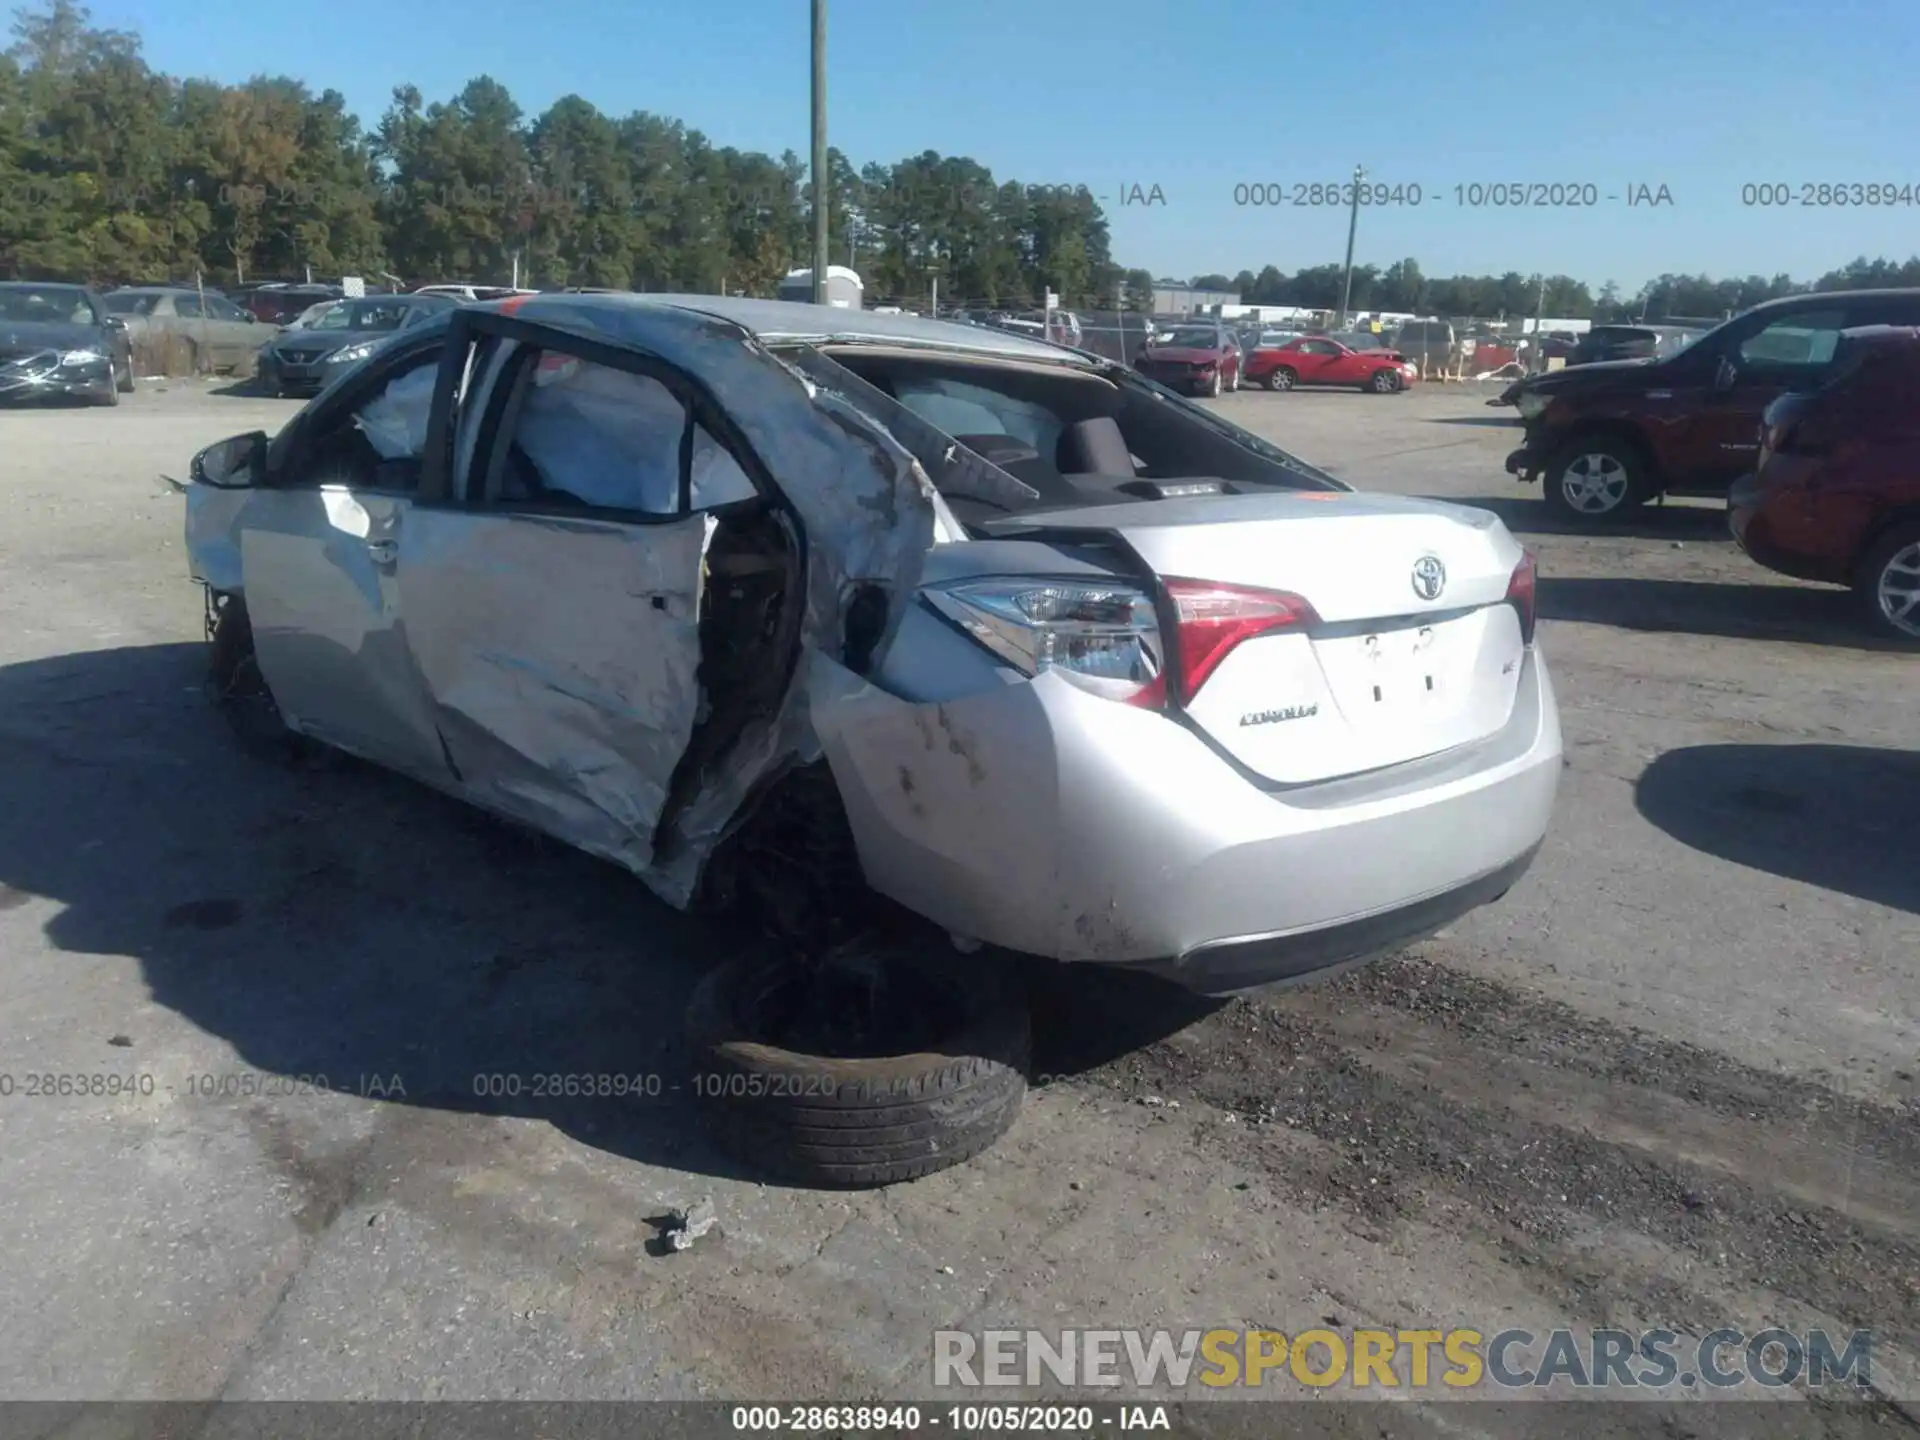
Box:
1162 577 1319 705
923 579 1165 705
1506 551 1538 646
1776 413 1835 457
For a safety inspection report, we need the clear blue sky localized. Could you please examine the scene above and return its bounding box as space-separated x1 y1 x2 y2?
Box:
87 0 1920 292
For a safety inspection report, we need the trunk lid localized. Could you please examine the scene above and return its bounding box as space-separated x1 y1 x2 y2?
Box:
986 490 1531 784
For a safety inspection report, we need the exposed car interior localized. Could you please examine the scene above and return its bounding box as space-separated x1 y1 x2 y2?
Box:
807 345 1342 529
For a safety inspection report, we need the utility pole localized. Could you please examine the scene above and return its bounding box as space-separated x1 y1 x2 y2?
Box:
1337 164 1365 329
809 0 829 305
1532 272 1547 373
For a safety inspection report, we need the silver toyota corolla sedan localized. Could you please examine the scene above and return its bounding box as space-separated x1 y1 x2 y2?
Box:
183 295 1561 999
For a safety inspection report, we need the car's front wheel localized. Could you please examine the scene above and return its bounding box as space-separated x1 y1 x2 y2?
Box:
115 357 135 394
206 593 302 756
1205 368 1223 398
1856 521 1920 647
685 935 1030 1187
1543 436 1650 522
1369 368 1401 394
1267 367 1296 391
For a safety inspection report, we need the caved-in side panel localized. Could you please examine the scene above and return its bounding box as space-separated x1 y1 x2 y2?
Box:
397 507 713 875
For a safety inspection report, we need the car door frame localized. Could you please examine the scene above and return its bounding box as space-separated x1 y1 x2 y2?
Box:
237 327 469 780
165 292 212 367
1295 337 1343 384
398 305 802 871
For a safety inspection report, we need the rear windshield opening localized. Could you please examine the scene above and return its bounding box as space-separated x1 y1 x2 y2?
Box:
803 345 1344 528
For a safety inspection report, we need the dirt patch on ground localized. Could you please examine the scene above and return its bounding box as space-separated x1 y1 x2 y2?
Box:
1070 953 1920 1372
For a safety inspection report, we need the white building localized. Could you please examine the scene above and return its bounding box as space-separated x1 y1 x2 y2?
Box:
778 266 864 309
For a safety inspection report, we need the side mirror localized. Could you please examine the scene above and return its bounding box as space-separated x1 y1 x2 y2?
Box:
1713 355 1738 392
103 315 127 332
191 431 268 489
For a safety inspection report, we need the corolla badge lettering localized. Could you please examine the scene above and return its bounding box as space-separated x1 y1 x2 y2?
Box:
1411 555 1447 601
1240 703 1319 727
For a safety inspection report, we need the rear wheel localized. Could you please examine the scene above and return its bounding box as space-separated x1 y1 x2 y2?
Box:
1267 367 1296 392
685 935 1030 1188
1855 521 1920 646
1543 436 1650 522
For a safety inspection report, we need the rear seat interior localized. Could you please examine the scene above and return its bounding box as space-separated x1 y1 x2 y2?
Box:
815 344 1343 523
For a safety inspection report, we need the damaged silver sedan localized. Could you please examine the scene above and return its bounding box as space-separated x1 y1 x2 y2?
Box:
183 295 1562 1186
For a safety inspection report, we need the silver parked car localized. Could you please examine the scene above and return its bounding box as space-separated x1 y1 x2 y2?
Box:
183 295 1562 1186
103 286 272 373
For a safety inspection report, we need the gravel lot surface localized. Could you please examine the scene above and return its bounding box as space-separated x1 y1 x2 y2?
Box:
0 377 1912 1434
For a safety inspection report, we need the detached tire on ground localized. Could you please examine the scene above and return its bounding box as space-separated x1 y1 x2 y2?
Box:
685 944 1030 1188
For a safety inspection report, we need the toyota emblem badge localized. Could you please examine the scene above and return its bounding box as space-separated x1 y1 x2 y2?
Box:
1411 555 1446 601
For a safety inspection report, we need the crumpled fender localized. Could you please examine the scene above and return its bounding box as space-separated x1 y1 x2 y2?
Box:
184 482 252 594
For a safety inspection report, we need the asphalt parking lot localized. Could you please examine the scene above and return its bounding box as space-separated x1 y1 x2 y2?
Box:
0 378 1913 1429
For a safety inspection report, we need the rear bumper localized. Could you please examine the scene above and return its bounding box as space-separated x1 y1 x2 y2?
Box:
1137 367 1211 392
1118 841 1542 996
815 645 1563 990
1728 472 1852 584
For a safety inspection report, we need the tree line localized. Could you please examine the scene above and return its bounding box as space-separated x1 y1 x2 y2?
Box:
0 1 1118 304
1182 255 1920 324
4 1 1916 318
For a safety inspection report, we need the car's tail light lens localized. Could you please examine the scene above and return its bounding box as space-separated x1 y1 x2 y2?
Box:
1776 414 1834 457
924 579 1164 705
1163 577 1319 704
1506 551 1538 646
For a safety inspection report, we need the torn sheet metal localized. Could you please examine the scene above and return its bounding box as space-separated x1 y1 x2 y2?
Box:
507 297 941 903
396 507 716 881
181 295 941 909
499 295 938 646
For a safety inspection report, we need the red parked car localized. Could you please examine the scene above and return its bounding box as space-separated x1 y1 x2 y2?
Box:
1245 335 1419 393
1729 324 1920 645
1134 323 1242 396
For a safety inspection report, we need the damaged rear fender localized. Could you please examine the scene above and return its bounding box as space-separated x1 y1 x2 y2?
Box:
805 653 1208 963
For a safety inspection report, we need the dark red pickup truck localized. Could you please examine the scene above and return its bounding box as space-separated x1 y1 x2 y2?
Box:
1500 289 1920 523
